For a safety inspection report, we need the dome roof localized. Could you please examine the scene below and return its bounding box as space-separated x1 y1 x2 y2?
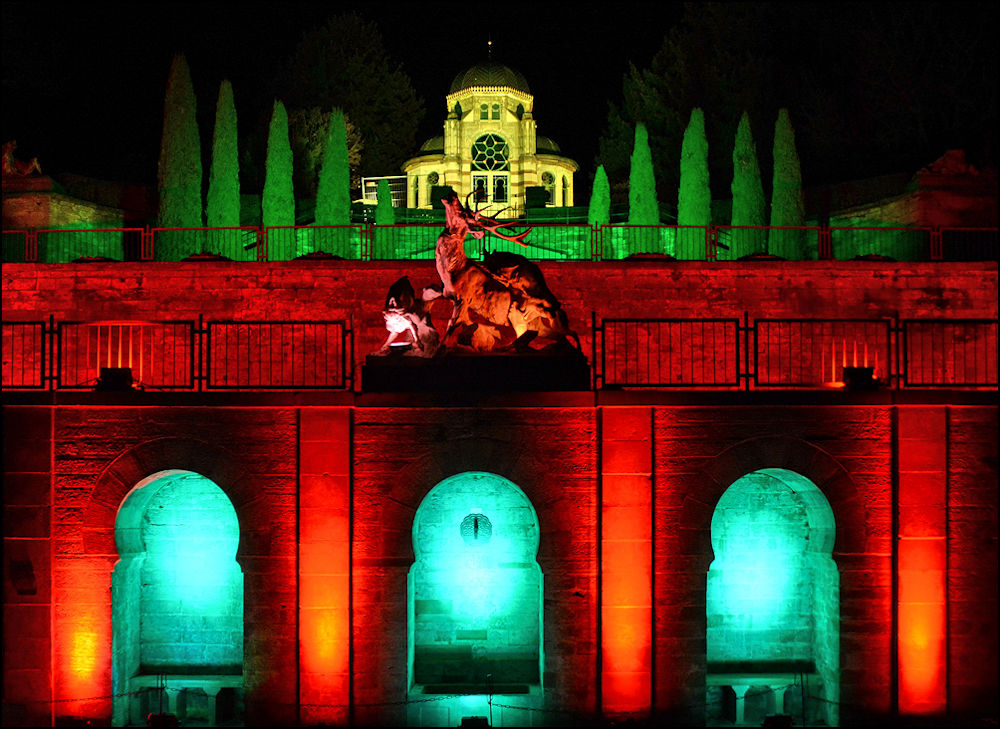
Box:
449 62 531 95
536 135 561 153
419 135 445 153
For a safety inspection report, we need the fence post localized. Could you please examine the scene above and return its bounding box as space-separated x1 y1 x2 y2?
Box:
27 228 38 262
818 227 833 260
930 228 943 261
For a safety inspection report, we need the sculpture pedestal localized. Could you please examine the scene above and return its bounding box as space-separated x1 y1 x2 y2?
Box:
363 351 590 392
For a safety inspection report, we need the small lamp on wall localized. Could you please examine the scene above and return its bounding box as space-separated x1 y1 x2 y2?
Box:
843 366 877 391
95 366 134 391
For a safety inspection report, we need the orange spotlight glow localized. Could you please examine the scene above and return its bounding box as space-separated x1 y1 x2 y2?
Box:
897 537 946 714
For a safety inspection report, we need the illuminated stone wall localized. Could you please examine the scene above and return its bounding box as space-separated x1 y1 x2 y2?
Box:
2 261 995 388
135 473 242 674
411 472 541 687
0 399 996 726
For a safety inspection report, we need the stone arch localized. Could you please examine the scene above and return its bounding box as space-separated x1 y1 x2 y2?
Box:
677 435 864 727
83 437 256 557
408 471 544 697
681 434 866 561
81 438 256 726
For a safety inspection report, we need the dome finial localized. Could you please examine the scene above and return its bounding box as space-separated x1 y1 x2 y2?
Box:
487 37 493 61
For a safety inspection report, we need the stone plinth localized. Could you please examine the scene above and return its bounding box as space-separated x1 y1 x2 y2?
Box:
363 350 590 391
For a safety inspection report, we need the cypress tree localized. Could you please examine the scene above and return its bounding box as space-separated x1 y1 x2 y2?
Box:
374 178 395 257
587 165 611 260
677 108 711 259
730 111 766 257
769 108 806 258
375 178 395 226
628 123 659 226
315 107 352 255
157 53 202 260
627 123 659 256
207 80 240 255
588 165 611 229
263 99 296 258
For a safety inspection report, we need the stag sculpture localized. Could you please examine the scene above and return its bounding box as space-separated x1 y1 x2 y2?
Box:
425 192 579 352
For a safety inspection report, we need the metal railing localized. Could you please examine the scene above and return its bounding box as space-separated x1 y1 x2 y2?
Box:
3 225 995 262
591 315 997 390
3 317 351 391
5 316 993 392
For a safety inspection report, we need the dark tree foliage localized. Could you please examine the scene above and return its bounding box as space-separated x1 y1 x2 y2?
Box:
263 100 295 244
628 123 659 225
207 80 240 230
597 2 999 201
588 165 611 229
157 53 202 259
289 107 363 198
282 13 424 178
315 107 351 227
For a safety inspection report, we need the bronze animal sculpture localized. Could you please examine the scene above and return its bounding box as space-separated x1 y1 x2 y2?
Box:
427 192 579 352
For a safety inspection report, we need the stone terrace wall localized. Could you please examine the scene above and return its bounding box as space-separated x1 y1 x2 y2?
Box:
3 261 996 387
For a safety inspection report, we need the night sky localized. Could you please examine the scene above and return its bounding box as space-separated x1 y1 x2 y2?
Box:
1 1 675 186
2 2 996 193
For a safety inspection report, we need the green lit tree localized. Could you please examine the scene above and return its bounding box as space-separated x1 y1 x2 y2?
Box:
626 123 659 256
375 178 395 226
730 111 766 257
206 79 240 255
587 165 611 260
157 53 202 260
314 107 353 256
263 99 296 259
769 108 806 259
677 108 711 259
374 178 396 257
588 165 611 229
289 107 364 198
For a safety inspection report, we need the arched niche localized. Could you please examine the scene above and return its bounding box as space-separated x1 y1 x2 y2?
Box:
706 468 839 727
111 469 244 726
408 472 543 696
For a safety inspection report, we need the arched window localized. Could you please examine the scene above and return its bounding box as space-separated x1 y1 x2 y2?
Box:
707 469 839 727
112 470 244 726
471 134 510 172
480 103 488 120
491 103 500 120
409 472 543 696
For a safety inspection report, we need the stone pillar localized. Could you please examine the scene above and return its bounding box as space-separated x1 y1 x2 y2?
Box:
298 407 352 725
600 407 652 717
896 406 947 714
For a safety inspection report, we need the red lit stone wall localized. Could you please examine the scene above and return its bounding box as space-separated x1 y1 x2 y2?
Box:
946 406 999 713
4 397 996 725
3 261 996 389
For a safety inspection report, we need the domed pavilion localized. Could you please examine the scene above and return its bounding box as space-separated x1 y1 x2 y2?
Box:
402 60 578 215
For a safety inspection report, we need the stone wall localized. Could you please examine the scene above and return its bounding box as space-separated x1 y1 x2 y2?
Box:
0 398 996 725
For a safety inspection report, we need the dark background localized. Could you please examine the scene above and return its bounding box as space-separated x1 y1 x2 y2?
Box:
1 1 675 185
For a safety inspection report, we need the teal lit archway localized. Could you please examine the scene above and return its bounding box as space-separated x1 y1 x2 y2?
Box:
706 468 839 726
408 472 543 698
111 470 244 726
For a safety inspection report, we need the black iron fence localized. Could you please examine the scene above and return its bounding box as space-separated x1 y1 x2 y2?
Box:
2 225 995 262
591 315 997 390
4 316 995 392
3 318 351 391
